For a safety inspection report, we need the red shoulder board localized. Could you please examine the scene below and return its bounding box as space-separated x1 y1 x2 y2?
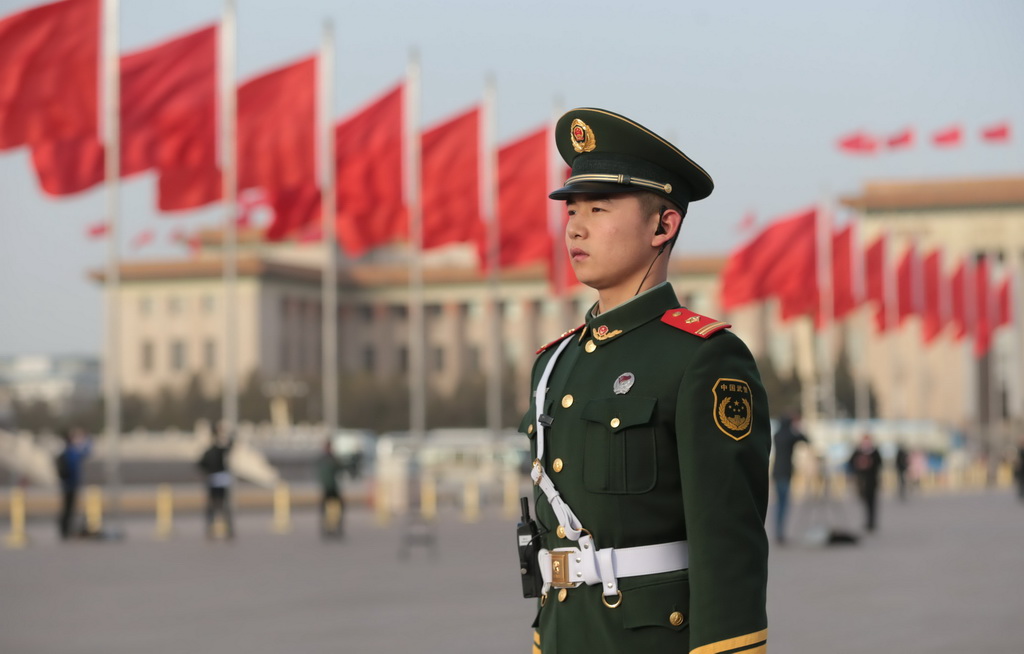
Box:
660 308 731 338
536 324 585 354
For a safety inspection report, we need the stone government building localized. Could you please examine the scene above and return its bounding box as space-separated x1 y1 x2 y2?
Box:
92 174 1024 449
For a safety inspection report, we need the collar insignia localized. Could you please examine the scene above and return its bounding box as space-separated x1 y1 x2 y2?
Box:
592 325 623 341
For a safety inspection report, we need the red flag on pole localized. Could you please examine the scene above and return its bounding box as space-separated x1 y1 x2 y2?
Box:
482 126 553 269
864 234 898 332
421 106 483 249
921 250 947 344
932 125 963 147
836 131 878 154
720 207 817 314
237 57 317 195
949 259 973 341
974 256 994 357
980 121 1011 144
130 229 155 250
886 128 914 149
896 244 921 325
0 0 99 150
995 273 1013 327
29 25 219 199
831 223 862 321
86 221 109 239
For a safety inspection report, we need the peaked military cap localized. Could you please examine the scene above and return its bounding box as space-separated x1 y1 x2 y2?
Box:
549 108 714 210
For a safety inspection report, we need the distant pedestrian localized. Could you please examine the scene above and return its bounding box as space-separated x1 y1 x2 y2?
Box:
771 412 809 545
197 424 234 540
316 439 346 539
895 442 910 501
848 434 883 532
56 426 92 540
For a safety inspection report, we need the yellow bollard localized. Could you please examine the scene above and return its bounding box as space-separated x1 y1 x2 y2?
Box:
5 487 28 549
462 475 480 523
324 497 342 532
420 472 437 521
503 469 519 519
84 485 103 534
154 484 173 540
273 482 291 534
374 476 390 526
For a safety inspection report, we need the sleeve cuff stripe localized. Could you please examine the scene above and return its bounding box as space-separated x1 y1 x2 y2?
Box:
690 628 768 654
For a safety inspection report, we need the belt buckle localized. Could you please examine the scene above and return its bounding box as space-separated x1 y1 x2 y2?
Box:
549 549 580 589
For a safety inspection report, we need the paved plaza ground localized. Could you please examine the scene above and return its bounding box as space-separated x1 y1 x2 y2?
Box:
2 488 1022 653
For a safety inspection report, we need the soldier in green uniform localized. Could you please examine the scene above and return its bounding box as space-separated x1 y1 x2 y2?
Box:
520 108 770 654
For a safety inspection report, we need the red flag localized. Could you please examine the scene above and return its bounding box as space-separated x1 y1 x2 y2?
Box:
237 57 316 195
831 224 862 321
131 229 155 250
479 127 553 269
980 121 1011 144
86 221 109 239
720 207 817 316
932 125 962 147
29 25 219 200
0 0 99 150
974 257 994 357
949 260 974 341
421 106 483 249
886 127 914 149
921 250 947 344
264 82 407 254
837 131 878 154
896 244 921 325
995 274 1013 328
864 235 895 332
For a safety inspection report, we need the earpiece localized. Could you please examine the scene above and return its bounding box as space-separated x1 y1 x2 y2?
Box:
655 206 668 235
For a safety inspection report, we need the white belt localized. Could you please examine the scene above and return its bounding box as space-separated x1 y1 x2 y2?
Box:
538 538 689 598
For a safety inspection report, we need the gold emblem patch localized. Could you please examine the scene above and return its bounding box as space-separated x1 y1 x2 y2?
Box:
570 118 596 153
712 378 753 440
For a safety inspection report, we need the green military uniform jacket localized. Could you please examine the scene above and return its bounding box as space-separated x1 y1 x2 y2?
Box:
521 283 770 654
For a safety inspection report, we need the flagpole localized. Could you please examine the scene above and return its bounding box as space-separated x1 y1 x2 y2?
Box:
816 199 837 420
852 220 870 421
405 50 425 441
220 0 239 433
319 21 338 437
101 0 123 532
483 74 502 438
984 256 999 476
885 238 901 421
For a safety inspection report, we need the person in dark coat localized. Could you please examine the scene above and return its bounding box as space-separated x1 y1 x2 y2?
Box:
56 426 92 539
316 440 346 539
198 425 235 540
848 433 883 532
771 413 809 545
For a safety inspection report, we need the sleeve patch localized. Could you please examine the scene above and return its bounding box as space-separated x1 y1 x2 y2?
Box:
661 308 730 338
712 378 753 441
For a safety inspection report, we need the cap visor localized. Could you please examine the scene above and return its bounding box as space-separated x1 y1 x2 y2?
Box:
548 180 638 200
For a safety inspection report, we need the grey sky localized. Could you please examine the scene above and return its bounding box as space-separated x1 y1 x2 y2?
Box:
1 0 1021 357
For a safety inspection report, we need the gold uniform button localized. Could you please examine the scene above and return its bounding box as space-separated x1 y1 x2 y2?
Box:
669 611 685 626
610 418 620 429
556 525 566 539
561 394 574 408
557 588 568 602
584 340 596 353
552 458 564 473
527 424 534 435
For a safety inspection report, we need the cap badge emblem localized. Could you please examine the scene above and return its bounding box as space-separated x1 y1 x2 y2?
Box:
613 373 635 395
570 118 596 153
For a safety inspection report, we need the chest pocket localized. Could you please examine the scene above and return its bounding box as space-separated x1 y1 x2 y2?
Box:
582 396 658 494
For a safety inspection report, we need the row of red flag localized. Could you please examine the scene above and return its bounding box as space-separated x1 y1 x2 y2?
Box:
1 0 577 289
720 208 1014 357
837 122 1011 154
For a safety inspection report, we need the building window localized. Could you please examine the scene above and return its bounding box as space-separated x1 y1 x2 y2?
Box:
363 346 376 373
139 297 152 317
141 341 154 373
426 304 443 319
467 345 481 372
168 296 183 316
201 295 215 314
204 339 216 371
432 346 444 371
398 346 409 373
391 305 408 320
170 340 186 371
358 304 374 323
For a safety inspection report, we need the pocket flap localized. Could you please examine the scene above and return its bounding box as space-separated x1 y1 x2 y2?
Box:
582 396 656 432
620 572 689 631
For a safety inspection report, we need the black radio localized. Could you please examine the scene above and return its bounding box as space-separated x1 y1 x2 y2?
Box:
516 497 542 598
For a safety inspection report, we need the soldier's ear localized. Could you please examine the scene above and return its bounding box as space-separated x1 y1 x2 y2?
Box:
652 207 682 249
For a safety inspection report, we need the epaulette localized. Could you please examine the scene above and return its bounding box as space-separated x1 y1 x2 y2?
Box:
536 324 585 354
660 308 731 338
